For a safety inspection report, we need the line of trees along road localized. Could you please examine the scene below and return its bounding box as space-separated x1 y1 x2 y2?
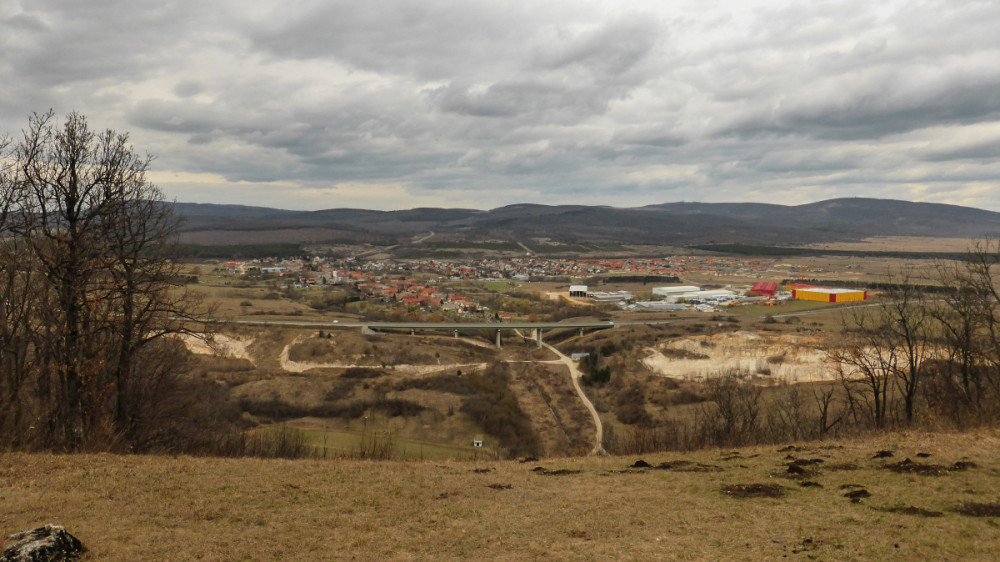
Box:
0 112 203 452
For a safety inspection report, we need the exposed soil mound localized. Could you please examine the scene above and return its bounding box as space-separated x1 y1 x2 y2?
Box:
878 505 943 517
955 503 1000 517
531 467 582 476
882 458 975 476
786 464 808 476
844 489 871 502
652 460 691 470
721 484 784 498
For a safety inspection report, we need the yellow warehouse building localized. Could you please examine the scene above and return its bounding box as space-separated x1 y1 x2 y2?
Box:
792 288 867 303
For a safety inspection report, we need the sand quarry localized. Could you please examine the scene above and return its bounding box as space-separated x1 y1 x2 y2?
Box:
179 333 255 364
179 329 836 384
642 330 835 383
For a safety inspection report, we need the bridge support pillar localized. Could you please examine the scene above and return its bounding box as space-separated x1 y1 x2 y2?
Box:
454 330 458 338
496 330 502 349
536 329 542 348
411 329 415 336
579 328 584 337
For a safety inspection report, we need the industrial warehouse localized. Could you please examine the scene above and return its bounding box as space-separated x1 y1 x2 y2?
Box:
571 281 867 311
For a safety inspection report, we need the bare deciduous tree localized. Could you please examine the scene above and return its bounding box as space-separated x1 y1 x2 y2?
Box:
830 305 899 429
881 270 933 424
0 111 204 451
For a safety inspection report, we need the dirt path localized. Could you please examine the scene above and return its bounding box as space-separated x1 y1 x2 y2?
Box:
198 330 602 453
412 231 435 244
541 341 605 455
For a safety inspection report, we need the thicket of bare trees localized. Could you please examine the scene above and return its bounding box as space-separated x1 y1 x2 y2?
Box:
832 255 1000 430
0 112 202 452
609 247 1000 455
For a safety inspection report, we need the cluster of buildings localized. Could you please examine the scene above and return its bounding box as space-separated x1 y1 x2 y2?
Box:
220 258 482 313
570 281 867 313
221 255 791 284
377 255 778 280
216 256 866 317
354 278 479 312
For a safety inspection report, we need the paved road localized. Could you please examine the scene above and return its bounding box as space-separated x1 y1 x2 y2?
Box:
220 318 615 331
217 301 875 331
412 231 435 244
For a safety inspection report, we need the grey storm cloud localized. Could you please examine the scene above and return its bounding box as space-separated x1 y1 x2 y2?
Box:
3 0 1000 211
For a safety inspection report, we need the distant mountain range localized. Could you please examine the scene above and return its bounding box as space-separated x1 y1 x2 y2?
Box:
173 198 1000 247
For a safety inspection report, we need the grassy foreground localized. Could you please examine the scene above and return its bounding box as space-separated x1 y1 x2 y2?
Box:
3 430 1000 560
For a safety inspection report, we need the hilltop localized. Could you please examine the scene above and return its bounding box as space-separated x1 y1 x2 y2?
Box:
4 430 999 560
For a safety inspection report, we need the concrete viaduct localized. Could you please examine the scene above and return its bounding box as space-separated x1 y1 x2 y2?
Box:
362 321 615 348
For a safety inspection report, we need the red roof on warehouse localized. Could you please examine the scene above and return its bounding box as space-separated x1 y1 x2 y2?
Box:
751 282 777 295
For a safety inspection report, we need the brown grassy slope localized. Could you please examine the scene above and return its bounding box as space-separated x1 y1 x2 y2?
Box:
506 362 593 456
3 430 1000 560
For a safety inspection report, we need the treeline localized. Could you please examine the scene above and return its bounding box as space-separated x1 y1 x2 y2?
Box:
780 278 955 294
237 395 425 421
586 275 681 285
173 243 304 259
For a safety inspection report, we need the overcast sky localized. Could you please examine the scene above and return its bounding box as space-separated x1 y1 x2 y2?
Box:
3 0 1000 211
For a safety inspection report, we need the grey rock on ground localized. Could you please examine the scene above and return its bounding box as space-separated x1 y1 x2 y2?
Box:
1 525 85 562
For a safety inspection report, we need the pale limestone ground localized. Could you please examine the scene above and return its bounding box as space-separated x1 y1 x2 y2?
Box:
642 330 836 383
179 333 255 364
544 291 592 306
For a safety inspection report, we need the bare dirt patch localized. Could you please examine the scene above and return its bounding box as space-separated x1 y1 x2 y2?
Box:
955 503 1000 517
721 483 784 498
882 458 976 476
844 489 871 502
806 235 974 253
878 505 943 517
531 467 583 476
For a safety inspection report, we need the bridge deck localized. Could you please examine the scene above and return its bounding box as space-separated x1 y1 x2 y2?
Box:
364 321 614 331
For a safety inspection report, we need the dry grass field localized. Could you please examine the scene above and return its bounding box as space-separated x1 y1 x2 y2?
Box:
3 430 1000 560
806 236 976 253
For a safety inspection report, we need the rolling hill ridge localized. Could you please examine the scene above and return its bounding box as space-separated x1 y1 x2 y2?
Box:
173 197 1000 246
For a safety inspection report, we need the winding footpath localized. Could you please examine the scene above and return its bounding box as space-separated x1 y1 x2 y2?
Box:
277 332 605 455
541 341 605 455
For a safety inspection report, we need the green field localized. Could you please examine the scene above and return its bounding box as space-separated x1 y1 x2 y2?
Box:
730 299 839 316
289 426 494 461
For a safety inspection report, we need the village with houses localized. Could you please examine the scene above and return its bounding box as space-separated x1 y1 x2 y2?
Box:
212 253 868 320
